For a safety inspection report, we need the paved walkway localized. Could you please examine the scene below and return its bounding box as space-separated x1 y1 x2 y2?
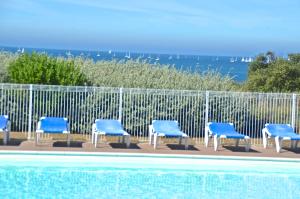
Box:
1 135 300 159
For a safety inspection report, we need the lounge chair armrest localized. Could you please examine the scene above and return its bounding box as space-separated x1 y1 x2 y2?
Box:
262 127 271 138
204 126 211 138
92 123 97 133
149 125 154 134
36 121 42 132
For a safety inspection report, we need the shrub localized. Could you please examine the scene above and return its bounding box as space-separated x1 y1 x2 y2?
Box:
78 58 237 91
245 52 300 92
0 51 17 82
8 52 89 86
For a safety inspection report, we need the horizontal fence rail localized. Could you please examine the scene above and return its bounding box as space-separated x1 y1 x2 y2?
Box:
0 83 299 145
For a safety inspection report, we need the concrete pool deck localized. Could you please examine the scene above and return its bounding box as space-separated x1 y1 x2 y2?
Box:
0 132 300 159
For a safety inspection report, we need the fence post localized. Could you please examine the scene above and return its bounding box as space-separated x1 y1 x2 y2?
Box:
205 91 209 127
28 84 33 139
118 88 123 122
291 93 296 129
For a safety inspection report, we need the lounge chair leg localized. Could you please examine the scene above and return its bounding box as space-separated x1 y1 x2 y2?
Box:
204 127 209 148
148 125 153 145
179 137 182 145
214 135 219 151
291 140 297 149
153 134 158 149
262 129 267 148
235 139 239 147
126 135 130 148
94 134 98 148
275 136 282 153
184 137 188 150
67 134 71 147
205 135 210 148
149 133 152 145
35 133 40 146
245 139 250 152
91 132 94 144
3 131 9 145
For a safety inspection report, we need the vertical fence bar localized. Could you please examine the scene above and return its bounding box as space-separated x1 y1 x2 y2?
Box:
205 91 209 127
119 88 123 122
291 93 297 129
27 84 33 139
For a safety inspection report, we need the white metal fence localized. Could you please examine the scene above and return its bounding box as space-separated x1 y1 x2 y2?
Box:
0 83 299 145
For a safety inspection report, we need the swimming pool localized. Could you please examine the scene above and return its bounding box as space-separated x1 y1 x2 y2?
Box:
0 151 299 199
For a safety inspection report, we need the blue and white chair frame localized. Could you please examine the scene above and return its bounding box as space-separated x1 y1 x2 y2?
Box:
149 120 189 150
205 122 251 152
0 115 10 145
36 117 71 146
262 123 300 153
92 119 131 148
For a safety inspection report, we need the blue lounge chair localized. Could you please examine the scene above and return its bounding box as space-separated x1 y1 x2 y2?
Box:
36 117 71 146
92 119 131 148
149 120 189 150
205 122 250 151
0 115 10 145
262 123 300 153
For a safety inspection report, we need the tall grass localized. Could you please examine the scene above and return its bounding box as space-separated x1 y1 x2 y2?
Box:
0 51 238 90
76 58 238 90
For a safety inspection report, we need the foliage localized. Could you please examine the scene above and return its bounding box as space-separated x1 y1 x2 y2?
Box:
245 52 300 92
0 51 18 82
77 58 237 91
7 52 89 86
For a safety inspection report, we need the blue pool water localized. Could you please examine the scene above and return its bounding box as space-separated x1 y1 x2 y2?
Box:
0 153 300 199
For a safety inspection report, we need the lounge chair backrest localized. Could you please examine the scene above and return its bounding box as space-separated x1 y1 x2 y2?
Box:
208 122 236 134
95 119 123 131
152 120 180 132
265 124 294 134
40 117 68 133
0 115 8 129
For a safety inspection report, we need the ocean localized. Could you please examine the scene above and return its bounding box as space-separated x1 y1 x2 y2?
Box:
1 46 252 82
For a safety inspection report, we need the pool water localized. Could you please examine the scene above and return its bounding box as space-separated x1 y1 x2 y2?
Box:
0 152 300 199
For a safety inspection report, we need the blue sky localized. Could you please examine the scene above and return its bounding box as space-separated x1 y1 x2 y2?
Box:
0 0 300 55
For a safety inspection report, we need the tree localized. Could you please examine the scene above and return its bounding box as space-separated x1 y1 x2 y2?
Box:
8 52 89 86
288 53 300 64
245 52 300 92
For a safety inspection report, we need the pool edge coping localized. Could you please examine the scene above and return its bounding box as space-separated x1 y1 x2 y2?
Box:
1 150 300 163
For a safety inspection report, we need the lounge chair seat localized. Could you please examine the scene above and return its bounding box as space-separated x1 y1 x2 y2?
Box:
149 120 189 150
0 115 10 145
205 122 250 151
36 117 71 146
262 124 300 153
92 119 130 148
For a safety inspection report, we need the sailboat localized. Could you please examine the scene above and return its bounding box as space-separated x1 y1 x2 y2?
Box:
241 57 245 62
230 57 235 63
66 51 72 56
96 52 100 57
108 50 112 54
21 48 25 53
125 52 131 59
